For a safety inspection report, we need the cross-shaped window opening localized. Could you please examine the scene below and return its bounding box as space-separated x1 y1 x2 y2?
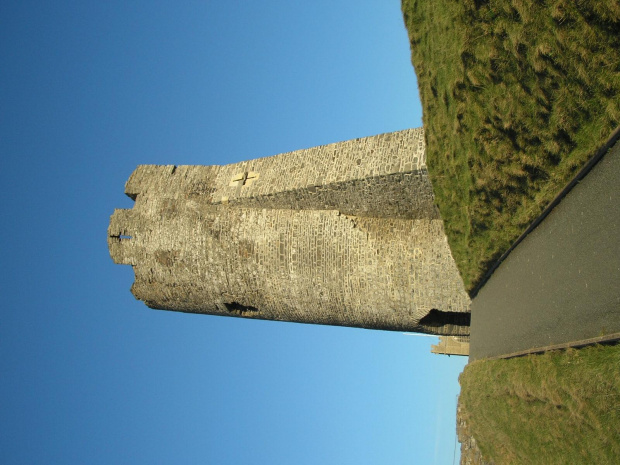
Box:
229 171 259 189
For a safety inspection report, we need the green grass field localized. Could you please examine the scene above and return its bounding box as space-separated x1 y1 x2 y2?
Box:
400 3 620 462
458 345 620 464
401 0 620 291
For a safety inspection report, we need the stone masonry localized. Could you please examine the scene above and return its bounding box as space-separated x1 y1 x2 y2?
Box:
431 336 471 356
108 128 471 335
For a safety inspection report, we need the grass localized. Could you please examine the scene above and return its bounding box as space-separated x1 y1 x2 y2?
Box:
401 0 620 291
399 5 620 462
458 345 620 464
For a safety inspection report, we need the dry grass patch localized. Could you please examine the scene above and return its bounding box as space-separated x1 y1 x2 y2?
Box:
459 345 620 464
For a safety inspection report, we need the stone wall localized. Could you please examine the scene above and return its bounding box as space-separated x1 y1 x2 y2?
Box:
431 336 471 356
109 128 471 334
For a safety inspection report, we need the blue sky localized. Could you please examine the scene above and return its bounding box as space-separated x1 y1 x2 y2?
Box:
1 1 467 463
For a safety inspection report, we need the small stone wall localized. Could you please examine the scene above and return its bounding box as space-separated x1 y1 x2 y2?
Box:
431 336 471 356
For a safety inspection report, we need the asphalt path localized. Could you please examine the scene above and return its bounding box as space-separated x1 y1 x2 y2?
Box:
469 138 620 361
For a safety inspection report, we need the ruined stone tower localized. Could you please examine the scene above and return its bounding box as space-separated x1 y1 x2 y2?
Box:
108 128 471 335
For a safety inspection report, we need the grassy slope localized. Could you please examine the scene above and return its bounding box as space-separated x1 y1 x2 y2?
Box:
459 345 620 464
401 0 620 291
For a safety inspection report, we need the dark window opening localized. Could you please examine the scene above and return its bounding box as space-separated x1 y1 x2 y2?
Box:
224 302 259 317
110 234 132 242
419 309 471 328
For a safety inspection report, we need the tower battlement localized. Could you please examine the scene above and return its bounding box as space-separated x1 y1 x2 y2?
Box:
109 128 471 335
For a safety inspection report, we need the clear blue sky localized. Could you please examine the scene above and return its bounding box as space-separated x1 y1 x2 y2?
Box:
1 1 467 463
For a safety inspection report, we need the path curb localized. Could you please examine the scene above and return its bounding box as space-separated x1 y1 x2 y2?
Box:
470 124 620 298
477 332 620 361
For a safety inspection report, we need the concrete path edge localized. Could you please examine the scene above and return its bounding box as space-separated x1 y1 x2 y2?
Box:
470 124 620 299
477 333 620 361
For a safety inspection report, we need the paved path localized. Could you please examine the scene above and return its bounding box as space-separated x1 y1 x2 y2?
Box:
469 138 620 361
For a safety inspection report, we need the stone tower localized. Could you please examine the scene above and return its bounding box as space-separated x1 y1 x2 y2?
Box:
108 128 471 335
